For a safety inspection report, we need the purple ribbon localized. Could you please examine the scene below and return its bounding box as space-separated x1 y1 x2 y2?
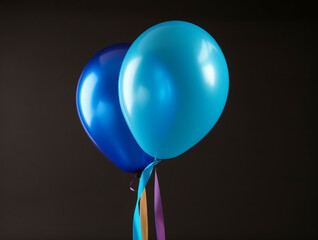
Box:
154 166 166 240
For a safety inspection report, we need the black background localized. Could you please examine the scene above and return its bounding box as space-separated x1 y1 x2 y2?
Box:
0 0 317 239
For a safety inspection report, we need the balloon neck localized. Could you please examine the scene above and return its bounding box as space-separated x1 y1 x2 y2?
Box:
136 172 142 179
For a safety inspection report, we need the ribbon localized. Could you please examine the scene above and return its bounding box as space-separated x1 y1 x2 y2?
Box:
140 189 148 240
154 166 165 240
133 159 160 240
130 175 148 239
129 174 139 192
132 158 166 240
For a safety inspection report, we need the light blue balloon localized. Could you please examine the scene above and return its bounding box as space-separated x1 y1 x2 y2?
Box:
119 20 229 159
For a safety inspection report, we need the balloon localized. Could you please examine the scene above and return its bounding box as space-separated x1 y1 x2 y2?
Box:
119 21 229 159
76 44 153 173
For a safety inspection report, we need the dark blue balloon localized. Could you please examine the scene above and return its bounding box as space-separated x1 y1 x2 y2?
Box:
76 44 153 173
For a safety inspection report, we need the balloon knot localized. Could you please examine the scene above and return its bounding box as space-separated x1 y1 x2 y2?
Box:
154 158 161 164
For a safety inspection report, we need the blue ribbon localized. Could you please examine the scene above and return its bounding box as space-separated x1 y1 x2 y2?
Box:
133 158 161 240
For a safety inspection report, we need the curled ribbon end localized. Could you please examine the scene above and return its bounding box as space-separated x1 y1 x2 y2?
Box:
129 174 140 192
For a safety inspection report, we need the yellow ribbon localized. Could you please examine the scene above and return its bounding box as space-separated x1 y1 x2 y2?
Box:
140 188 148 240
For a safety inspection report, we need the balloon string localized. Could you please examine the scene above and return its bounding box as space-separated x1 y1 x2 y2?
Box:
154 166 166 240
140 188 148 240
133 159 161 240
131 173 148 239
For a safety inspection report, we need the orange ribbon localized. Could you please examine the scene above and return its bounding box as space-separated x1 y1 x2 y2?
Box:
140 188 148 240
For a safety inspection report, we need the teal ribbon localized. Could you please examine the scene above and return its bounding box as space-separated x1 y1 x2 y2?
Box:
133 158 161 240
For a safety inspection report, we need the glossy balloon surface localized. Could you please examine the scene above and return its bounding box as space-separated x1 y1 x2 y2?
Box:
76 44 153 173
119 21 229 159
